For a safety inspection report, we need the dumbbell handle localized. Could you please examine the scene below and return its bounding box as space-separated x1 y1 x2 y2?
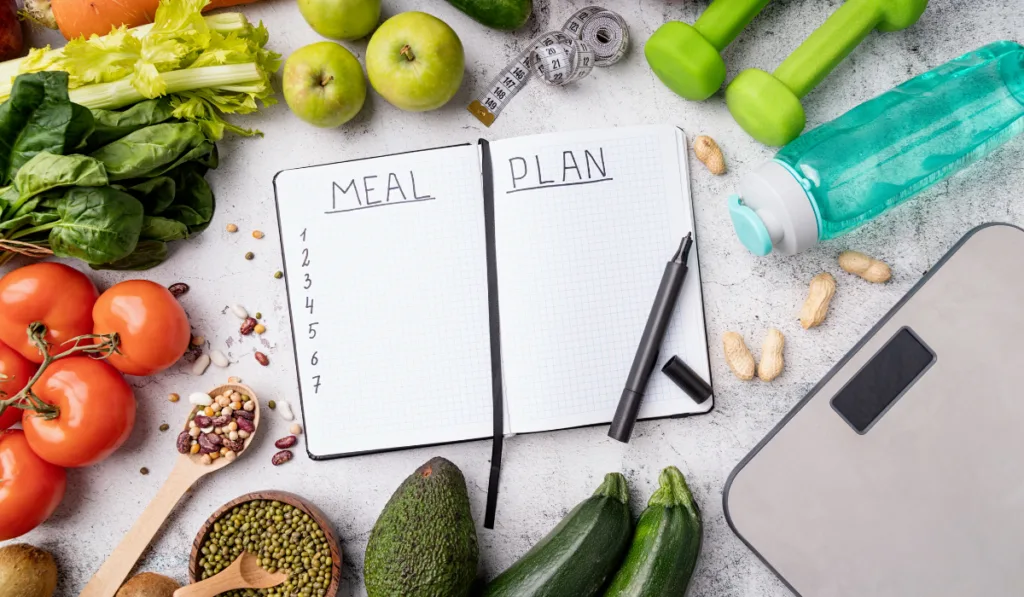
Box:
774 0 886 98
696 0 773 51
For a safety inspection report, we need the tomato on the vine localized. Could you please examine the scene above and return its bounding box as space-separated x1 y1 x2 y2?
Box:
0 263 98 363
0 341 37 431
0 429 67 540
93 280 191 376
21 357 135 468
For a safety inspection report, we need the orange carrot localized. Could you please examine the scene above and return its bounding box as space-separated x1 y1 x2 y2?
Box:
50 0 258 40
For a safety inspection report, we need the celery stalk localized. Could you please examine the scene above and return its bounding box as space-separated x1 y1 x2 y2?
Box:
68 63 262 110
0 12 251 96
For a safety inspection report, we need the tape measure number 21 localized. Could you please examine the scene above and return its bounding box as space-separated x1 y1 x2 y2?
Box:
468 6 629 127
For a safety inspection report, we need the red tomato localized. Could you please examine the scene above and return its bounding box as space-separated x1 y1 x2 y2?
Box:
0 263 99 363
93 280 191 376
22 357 136 467
0 429 67 540
0 341 37 431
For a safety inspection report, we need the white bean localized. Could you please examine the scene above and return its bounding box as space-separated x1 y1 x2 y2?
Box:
210 350 229 368
289 423 302 435
200 426 214 434
278 399 295 421
231 304 248 319
191 354 211 376
188 392 213 406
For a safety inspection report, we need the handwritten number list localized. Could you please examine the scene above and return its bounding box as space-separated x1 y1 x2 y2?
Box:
299 228 322 396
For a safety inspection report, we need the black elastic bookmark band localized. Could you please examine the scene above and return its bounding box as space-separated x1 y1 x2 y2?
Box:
481 139 504 529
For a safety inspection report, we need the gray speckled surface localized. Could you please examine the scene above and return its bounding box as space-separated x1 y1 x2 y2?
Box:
5 1 1024 595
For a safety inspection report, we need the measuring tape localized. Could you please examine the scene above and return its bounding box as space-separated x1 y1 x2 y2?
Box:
468 6 629 127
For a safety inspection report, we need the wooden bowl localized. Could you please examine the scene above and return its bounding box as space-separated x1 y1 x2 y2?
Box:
188 491 342 596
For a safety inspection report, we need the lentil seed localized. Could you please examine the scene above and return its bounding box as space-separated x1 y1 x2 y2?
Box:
159 423 170 432
244 252 255 261
274 271 283 279
226 223 238 232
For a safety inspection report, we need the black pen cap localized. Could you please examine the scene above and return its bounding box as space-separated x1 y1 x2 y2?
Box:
662 356 712 404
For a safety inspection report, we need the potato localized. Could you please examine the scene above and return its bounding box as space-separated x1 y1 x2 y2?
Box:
0 544 58 597
116 572 181 597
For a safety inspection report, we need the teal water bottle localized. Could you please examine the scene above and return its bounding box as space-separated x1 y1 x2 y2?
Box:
729 41 1024 256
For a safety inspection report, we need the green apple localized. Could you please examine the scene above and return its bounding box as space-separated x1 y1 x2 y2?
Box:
366 12 465 112
283 42 367 128
298 0 380 41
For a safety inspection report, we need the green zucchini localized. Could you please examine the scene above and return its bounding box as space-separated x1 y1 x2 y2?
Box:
604 466 703 597
444 0 532 31
483 473 633 597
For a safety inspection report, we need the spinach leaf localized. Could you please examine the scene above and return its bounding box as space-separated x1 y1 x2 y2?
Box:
89 122 207 181
13 152 108 202
85 99 175 152
141 215 188 241
0 72 92 185
46 186 144 264
65 103 96 154
129 176 177 214
92 240 168 271
0 211 59 232
163 164 215 233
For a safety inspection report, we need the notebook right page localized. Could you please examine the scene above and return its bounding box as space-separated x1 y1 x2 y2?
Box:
490 125 711 434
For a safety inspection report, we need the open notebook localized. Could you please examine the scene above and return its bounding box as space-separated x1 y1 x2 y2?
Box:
273 125 711 461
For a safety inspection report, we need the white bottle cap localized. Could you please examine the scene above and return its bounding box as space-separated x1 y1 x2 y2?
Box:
727 160 819 256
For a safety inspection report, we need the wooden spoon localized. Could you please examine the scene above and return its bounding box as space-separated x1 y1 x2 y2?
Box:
173 552 287 597
80 383 262 597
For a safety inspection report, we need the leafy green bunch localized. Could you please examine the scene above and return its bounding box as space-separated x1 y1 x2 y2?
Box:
0 72 217 270
0 0 280 139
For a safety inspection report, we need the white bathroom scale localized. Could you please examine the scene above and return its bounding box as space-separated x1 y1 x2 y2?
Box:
725 223 1024 597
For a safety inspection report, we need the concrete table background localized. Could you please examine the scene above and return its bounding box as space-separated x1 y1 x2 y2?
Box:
5 0 1023 595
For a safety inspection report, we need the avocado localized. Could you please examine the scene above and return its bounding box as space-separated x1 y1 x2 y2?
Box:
364 457 479 597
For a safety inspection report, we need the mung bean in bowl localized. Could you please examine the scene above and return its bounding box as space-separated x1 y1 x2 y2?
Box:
189 491 342 597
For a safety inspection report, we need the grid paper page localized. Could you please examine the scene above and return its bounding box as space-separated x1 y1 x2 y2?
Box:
274 145 494 456
489 126 711 434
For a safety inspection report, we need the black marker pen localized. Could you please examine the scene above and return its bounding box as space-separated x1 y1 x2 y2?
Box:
608 233 692 443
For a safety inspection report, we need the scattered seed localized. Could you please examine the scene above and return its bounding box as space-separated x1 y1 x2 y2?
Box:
140 467 149 475
168 283 190 298
231 304 248 319
252 230 264 239
289 423 302 435
168 393 180 403
228 376 241 383
254 324 266 335
210 350 229 368
268 400 276 410
240 317 257 335
254 312 262 319
278 400 295 421
226 223 238 233
191 335 205 347
189 392 213 406
159 423 170 432
254 352 269 366
275 435 298 449
192 354 211 376
244 252 254 261
274 271 283 279
272 450 293 466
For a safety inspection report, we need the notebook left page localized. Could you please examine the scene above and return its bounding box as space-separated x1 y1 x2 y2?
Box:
274 145 495 457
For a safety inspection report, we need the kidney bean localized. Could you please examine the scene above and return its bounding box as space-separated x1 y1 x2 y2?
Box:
275 435 297 449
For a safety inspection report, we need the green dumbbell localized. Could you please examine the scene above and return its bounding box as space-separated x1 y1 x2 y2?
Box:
645 0 774 101
726 0 929 146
